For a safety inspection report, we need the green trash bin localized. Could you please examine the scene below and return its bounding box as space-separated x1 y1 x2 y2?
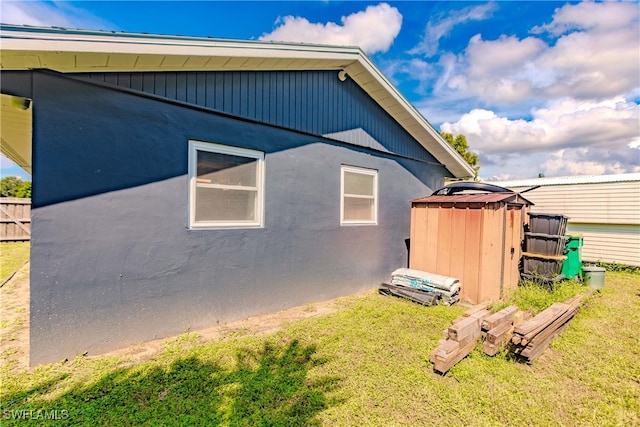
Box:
561 234 583 279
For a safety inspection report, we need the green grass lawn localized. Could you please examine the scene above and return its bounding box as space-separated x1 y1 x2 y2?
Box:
1 271 638 426
0 242 29 282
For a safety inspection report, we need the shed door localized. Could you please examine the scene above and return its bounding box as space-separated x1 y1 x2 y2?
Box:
503 205 524 293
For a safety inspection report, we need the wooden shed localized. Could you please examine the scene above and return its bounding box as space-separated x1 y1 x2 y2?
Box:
409 192 532 304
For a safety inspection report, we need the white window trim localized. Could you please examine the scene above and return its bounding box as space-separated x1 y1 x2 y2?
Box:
340 165 378 226
188 140 265 229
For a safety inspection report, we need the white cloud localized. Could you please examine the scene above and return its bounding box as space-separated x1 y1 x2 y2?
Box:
532 0 638 35
469 1 638 105
259 3 402 54
410 2 497 57
398 1 640 179
441 97 639 153
441 97 640 178
542 148 640 177
535 29 639 100
399 1 640 108
0 1 116 30
452 34 548 104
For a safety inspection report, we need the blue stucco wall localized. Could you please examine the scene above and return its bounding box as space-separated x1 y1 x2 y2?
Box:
8 71 449 364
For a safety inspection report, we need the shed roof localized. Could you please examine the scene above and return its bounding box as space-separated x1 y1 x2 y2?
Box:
0 24 475 178
411 193 533 205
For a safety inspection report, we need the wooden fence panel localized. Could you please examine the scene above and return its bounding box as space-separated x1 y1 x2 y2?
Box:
0 198 31 241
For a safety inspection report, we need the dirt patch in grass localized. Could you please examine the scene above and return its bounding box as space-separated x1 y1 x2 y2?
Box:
0 262 355 371
0 262 30 373
105 296 348 366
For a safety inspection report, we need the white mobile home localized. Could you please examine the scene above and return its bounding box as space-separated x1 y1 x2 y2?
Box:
488 174 640 266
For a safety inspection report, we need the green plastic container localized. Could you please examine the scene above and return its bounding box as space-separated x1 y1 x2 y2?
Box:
561 234 583 279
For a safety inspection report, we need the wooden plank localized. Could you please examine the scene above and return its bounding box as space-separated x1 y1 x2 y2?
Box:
448 309 488 346
479 204 503 302
436 207 453 275
481 306 519 331
469 309 491 320
513 302 568 337
511 293 589 362
432 339 460 358
409 205 427 270
449 207 467 285
0 198 30 204
485 321 513 345
461 207 482 304
527 306 578 346
0 205 31 235
512 309 532 327
463 303 491 317
424 205 440 272
448 316 480 343
520 295 584 344
519 322 570 363
483 342 500 356
433 339 478 374
452 307 490 325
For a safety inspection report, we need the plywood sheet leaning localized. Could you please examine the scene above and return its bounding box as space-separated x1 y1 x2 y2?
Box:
430 305 490 374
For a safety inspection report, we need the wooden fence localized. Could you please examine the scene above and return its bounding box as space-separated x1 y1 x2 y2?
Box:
0 198 31 241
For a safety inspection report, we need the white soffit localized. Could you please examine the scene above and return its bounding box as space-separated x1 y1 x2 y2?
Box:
0 94 32 174
0 25 474 178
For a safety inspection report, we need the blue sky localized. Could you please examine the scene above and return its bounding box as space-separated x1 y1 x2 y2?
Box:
1 0 639 180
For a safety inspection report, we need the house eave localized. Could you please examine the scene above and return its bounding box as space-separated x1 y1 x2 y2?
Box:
0 24 474 179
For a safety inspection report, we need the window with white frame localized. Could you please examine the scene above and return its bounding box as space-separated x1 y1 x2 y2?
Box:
188 141 264 228
341 165 378 225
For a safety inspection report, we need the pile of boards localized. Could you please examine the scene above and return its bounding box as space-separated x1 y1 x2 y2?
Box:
430 293 587 373
379 268 461 306
510 294 585 363
430 304 492 373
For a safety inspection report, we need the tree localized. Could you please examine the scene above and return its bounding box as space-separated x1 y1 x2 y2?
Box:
439 132 480 180
0 176 31 198
15 180 32 198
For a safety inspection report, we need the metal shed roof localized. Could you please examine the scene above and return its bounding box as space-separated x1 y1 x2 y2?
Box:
411 193 533 205
0 24 475 179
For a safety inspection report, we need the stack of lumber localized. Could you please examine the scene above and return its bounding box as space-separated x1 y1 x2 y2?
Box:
430 304 490 373
389 268 461 305
510 294 584 363
481 306 531 356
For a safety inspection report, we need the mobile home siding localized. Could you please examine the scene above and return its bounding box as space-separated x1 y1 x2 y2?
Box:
13 71 448 364
73 71 438 163
492 176 640 266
